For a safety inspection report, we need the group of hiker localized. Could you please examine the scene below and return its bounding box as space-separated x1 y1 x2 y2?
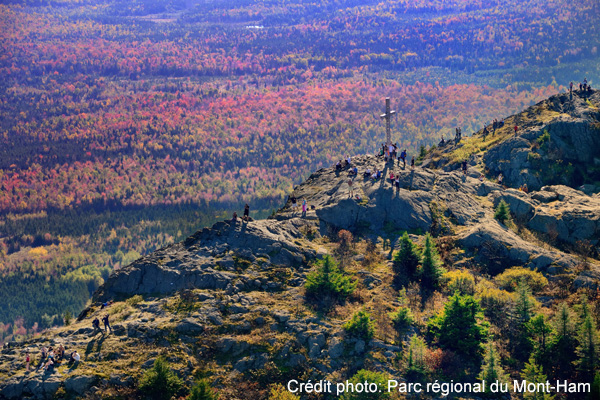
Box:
377 143 414 169
27 344 80 373
571 78 593 94
92 314 112 333
232 203 251 222
289 195 309 217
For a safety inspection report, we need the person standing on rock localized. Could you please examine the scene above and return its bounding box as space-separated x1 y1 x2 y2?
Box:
102 314 112 333
243 204 250 221
514 125 518 136
462 160 468 175
302 199 307 217
498 173 504 186
26 352 30 371
410 157 415 170
290 195 297 213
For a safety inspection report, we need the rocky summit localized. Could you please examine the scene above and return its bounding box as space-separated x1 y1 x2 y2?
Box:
1 90 600 400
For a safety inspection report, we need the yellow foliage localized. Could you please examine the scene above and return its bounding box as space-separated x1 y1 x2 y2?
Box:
29 247 48 257
269 384 300 400
442 269 475 295
495 267 548 292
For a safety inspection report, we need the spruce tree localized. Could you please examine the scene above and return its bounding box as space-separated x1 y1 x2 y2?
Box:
392 232 420 288
420 233 443 290
304 255 355 305
494 200 511 224
429 293 489 363
576 313 599 381
512 280 534 361
527 314 554 372
550 302 577 379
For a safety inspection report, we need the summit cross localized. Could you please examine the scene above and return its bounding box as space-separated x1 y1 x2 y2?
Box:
380 97 396 146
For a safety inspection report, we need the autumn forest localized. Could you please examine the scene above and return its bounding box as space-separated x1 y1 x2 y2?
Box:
0 0 599 341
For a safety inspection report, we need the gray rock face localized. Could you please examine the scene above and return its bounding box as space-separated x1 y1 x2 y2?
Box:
457 222 600 284
64 375 97 395
483 92 600 190
94 218 315 301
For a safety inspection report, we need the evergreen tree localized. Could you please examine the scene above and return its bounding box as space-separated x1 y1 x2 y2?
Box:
478 342 509 397
550 302 577 379
494 200 511 224
305 255 355 305
521 356 555 400
514 280 534 325
392 232 420 288
420 233 443 290
188 379 219 400
428 293 489 363
343 309 375 340
527 314 554 371
576 312 599 381
511 280 535 361
139 357 183 400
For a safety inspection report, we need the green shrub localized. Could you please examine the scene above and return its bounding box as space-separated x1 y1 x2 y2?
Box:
344 309 375 340
188 379 219 400
139 356 183 400
495 267 548 292
305 255 356 302
126 294 143 307
494 200 511 224
390 306 413 336
443 269 475 295
340 369 391 400
269 384 300 400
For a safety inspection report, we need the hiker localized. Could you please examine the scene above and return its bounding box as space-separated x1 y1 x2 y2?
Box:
290 195 297 211
346 155 352 165
376 170 382 179
400 150 407 168
44 358 55 373
498 173 504 185
579 82 583 91
514 125 518 135
371 170 378 180
388 144 395 161
302 199 307 217
455 127 459 140
479 174 484 182
395 176 400 188
57 344 65 360
482 125 488 139
389 172 395 181
348 179 354 197
410 157 415 170
336 161 342 171
26 352 30 371
92 317 100 331
232 211 237 221
69 351 80 366
363 168 371 178
102 314 111 333
462 160 468 175
243 204 250 221
440 135 445 145
37 347 47 370
350 166 358 176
